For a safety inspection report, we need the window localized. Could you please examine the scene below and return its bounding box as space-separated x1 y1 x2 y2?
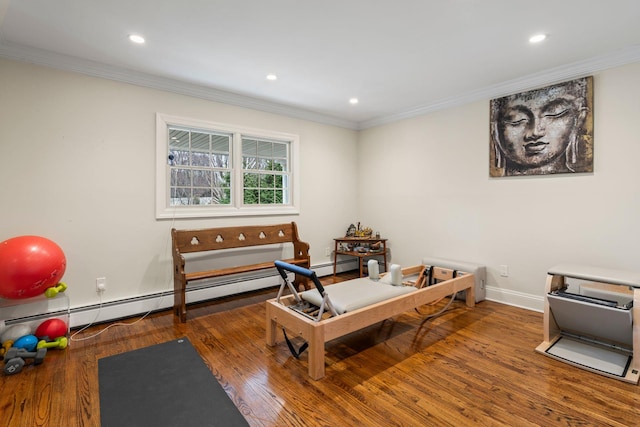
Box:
241 137 289 205
168 128 232 206
156 114 299 219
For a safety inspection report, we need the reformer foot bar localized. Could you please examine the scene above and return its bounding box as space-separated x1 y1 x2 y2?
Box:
266 259 481 380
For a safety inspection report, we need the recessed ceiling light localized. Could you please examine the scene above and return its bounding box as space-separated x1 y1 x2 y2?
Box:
529 34 546 43
266 74 278 81
349 98 359 105
128 34 146 44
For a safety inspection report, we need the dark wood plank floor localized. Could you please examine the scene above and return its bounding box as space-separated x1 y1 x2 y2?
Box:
2 272 639 426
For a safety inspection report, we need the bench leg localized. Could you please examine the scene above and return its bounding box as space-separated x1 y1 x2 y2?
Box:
175 305 186 323
174 281 187 323
293 274 310 291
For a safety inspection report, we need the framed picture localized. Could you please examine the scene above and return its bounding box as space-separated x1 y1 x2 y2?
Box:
489 76 594 177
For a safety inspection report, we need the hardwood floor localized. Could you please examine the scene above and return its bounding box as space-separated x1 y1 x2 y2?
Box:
2 272 639 426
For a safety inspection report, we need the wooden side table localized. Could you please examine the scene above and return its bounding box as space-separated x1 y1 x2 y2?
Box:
333 237 388 278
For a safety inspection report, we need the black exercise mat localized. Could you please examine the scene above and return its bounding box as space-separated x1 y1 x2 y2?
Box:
99 337 248 427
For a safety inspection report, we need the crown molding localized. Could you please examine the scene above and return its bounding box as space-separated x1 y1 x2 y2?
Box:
358 44 640 129
1 40 639 131
0 40 359 130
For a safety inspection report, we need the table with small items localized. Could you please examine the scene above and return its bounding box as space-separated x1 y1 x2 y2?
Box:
333 237 388 278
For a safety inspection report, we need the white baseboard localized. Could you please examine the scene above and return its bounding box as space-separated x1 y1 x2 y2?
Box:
68 260 358 329
485 285 544 313
69 261 546 329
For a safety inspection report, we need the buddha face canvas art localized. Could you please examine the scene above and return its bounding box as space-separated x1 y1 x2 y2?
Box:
490 77 594 177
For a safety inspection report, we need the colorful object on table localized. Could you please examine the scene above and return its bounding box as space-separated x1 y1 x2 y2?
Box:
0 324 32 343
37 336 68 350
13 334 38 352
35 318 68 340
44 282 68 298
345 223 356 237
0 235 67 299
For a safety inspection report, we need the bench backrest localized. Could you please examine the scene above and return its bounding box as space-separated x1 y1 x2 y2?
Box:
172 222 304 254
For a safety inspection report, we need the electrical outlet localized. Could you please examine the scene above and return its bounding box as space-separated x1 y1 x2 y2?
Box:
96 277 107 293
325 247 331 257
500 265 509 277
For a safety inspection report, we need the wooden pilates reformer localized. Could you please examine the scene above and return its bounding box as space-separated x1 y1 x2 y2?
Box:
265 259 483 380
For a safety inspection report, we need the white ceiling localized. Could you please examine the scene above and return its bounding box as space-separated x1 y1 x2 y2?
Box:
1 0 639 129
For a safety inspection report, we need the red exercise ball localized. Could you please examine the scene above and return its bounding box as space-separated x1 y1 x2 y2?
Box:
0 235 66 299
35 318 68 340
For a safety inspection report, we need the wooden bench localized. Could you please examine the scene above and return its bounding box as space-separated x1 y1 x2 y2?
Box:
172 222 310 323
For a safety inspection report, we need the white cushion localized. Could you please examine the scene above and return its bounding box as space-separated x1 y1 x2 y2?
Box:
300 277 416 315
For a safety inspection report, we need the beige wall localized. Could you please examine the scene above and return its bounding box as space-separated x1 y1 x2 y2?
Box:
0 58 358 308
2 56 639 315
357 63 640 310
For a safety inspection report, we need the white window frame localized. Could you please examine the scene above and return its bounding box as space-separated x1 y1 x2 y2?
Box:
156 113 300 219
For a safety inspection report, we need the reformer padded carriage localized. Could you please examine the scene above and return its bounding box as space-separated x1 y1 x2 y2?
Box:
266 257 485 380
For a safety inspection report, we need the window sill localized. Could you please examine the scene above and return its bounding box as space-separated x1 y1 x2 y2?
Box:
155 205 300 220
